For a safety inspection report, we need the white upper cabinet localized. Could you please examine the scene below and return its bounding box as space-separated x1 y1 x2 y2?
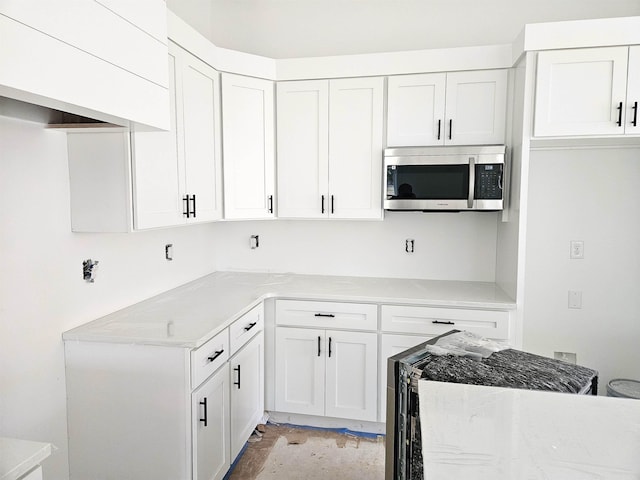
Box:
277 77 384 220
534 46 635 137
387 70 507 146
68 42 223 232
222 73 276 220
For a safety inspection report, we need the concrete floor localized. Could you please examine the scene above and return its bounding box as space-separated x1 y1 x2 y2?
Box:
228 424 386 480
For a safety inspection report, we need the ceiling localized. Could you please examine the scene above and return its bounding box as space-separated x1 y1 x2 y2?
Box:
167 0 640 59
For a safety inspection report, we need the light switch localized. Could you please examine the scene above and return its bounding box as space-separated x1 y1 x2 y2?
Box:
568 290 582 309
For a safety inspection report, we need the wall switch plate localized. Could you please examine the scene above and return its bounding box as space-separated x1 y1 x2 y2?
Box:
568 290 582 309
554 351 577 364
570 240 584 259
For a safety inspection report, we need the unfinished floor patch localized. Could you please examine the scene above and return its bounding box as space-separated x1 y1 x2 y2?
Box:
228 424 385 480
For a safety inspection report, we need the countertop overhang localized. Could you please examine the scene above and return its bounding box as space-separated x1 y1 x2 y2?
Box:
62 271 516 348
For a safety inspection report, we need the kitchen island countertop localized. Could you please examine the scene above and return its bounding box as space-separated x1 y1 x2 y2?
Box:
63 271 515 348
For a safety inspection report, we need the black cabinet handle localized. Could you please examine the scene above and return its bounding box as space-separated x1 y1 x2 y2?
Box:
448 119 453 140
314 313 335 318
331 195 335 214
432 320 455 325
321 195 325 214
317 335 321 357
632 101 638 127
191 194 196 218
243 322 257 332
437 119 441 140
234 365 241 389
199 397 208 426
617 101 623 127
268 195 274 214
182 195 190 218
207 349 224 362
328 337 332 358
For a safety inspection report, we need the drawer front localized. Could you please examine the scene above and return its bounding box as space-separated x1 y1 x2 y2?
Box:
229 303 264 356
276 300 377 331
191 329 229 389
381 305 510 340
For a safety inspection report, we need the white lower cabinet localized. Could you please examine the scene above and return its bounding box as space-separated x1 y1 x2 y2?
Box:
230 331 265 461
192 363 230 480
275 326 377 422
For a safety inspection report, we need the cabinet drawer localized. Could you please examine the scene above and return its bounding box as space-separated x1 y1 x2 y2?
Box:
191 329 229 389
276 300 377 331
229 303 264 356
381 305 509 339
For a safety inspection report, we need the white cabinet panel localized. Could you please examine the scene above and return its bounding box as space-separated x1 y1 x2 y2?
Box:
222 73 275 219
534 47 629 137
275 300 378 331
387 73 446 146
626 46 640 135
325 330 377 422
191 329 229 389
230 332 264 461
192 363 230 480
445 70 507 145
229 303 264 355
328 77 384 219
277 80 329 218
274 327 325 417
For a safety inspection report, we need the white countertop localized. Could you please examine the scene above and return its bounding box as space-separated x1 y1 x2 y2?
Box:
0 438 52 480
419 381 640 479
63 271 515 348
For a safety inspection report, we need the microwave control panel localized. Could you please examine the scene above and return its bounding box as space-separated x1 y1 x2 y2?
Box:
475 164 503 200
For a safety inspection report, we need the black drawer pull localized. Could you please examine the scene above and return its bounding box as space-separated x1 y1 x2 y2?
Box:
328 337 332 358
432 320 455 325
314 313 335 318
207 349 224 362
317 336 321 357
234 365 241 389
244 322 257 332
437 119 441 140
632 101 638 127
199 397 208 426
616 101 623 127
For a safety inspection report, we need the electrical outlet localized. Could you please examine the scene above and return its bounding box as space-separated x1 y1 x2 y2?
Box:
250 235 260 249
405 239 415 253
165 244 173 261
570 240 584 259
554 351 577 364
568 290 582 309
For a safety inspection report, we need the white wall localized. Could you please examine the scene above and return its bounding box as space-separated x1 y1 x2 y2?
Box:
523 146 640 391
213 212 498 281
168 0 640 58
0 116 218 479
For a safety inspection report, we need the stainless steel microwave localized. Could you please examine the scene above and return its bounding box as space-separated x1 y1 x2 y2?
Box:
384 145 506 211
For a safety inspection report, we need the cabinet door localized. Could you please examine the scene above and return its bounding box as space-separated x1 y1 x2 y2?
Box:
626 46 640 135
230 331 264 462
131 45 183 229
222 73 275 219
445 69 507 145
534 47 629 137
277 80 330 218
274 327 325 417
325 330 377 422
192 363 230 480
180 50 223 223
379 334 431 422
387 73 446 146
328 77 384 220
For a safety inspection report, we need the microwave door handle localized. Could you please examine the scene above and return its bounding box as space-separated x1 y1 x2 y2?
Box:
468 157 475 209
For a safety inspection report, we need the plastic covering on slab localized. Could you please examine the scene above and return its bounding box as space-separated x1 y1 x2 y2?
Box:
418 381 640 479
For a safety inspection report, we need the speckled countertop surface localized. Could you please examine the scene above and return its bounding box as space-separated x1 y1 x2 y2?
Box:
62 271 515 348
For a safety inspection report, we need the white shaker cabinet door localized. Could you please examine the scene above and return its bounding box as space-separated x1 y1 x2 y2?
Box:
222 73 275 219
445 69 507 146
274 327 325 417
534 47 629 137
387 73 446 147
131 47 183 230
180 52 223 223
328 77 384 219
324 330 378 422
192 363 230 480
230 332 265 462
277 80 330 218
626 46 640 135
